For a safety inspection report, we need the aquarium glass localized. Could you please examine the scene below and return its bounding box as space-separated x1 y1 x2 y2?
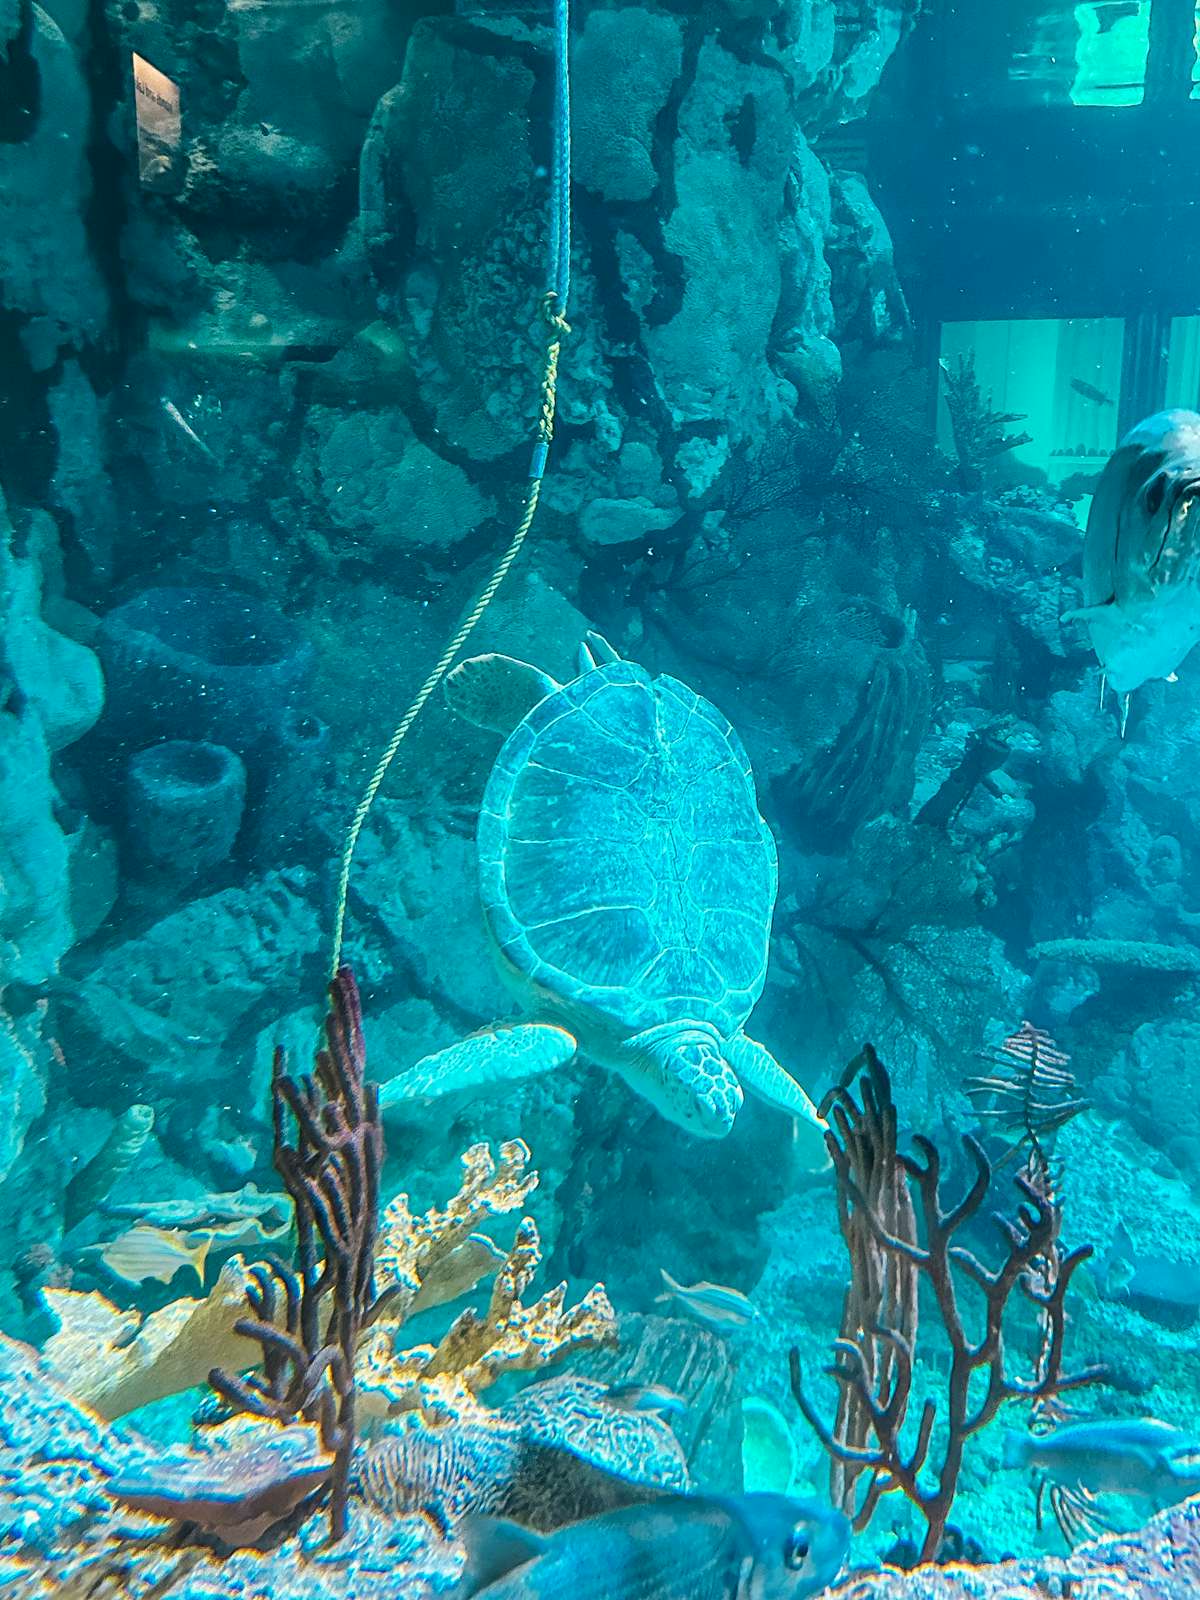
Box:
2 0 1200 1596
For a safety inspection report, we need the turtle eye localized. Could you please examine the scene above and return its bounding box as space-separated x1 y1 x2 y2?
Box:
1145 477 1166 516
783 1528 810 1570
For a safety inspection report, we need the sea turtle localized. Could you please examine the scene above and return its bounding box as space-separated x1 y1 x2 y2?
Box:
381 633 825 1155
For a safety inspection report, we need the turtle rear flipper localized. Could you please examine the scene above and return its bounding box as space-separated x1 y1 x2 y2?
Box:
725 1034 830 1171
445 654 558 734
577 631 621 673
378 1022 577 1113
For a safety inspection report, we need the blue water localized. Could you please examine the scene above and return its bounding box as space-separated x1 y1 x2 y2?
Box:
2 3 1200 1595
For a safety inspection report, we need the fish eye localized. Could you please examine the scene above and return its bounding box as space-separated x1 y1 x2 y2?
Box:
1145 478 1166 516
783 1529 810 1570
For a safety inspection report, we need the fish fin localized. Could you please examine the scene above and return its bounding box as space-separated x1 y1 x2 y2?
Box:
1167 672 1179 683
659 1268 681 1294
455 1516 548 1596
1062 599 1116 624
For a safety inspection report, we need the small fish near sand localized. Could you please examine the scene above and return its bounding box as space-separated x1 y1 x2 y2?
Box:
603 1382 689 1421
1002 1417 1200 1506
452 1491 850 1600
656 1270 761 1334
95 1223 213 1288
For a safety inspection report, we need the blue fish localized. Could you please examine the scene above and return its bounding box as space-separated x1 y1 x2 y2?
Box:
1003 1417 1200 1503
453 1491 850 1600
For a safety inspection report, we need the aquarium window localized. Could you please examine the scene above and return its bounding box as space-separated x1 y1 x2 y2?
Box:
1166 316 1200 405
1071 1 1150 105
939 318 1124 488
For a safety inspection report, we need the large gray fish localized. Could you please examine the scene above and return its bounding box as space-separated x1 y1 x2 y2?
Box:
1065 409 1200 695
453 1491 850 1600
1003 1417 1200 1504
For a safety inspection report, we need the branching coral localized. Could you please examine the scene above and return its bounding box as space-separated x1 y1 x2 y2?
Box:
371 1137 537 1321
360 1209 615 1420
939 351 1032 490
210 966 382 1540
790 1047 1105 1561
813 1048 918 1519
359 1140 615 1419
41 968 616 1556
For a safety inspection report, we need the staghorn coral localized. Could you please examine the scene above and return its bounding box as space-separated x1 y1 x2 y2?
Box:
359 1211 615 1420
371 1137 537 1321
33 968 616 1568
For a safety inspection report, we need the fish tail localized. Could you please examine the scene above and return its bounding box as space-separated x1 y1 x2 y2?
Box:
659 1268 680 1293
190 1232 213 1282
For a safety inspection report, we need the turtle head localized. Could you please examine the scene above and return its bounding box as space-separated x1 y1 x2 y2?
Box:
620 1021 743 1139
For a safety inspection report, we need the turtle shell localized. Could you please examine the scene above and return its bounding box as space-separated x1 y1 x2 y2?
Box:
478 659 776 1037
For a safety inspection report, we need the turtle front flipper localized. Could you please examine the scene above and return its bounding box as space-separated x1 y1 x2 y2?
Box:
378 1023 577 1114
724 1034 830 1171
615 1021 744 1139
445 654 559 734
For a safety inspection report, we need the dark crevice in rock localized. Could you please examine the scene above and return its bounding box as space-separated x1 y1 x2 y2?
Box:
0 313 53 507
0 0 38 142
81 0 131 374
572 190 672 450
727 92 757 165
641 16 703 329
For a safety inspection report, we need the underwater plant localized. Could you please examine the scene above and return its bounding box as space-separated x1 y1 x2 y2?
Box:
790 1046 1105 1561
965 1020 1090 1176
939 350 1033 490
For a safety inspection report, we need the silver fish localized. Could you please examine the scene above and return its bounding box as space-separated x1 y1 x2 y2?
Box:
656 1270 760 1333
604 1382 689 1420
453 1491 850 1600
1003 1417 1200 1503
1065 409 1200 695
1070 377 1114 408
162 397 218 464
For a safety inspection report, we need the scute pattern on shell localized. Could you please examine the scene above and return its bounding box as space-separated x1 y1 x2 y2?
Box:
479 661 776 1036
